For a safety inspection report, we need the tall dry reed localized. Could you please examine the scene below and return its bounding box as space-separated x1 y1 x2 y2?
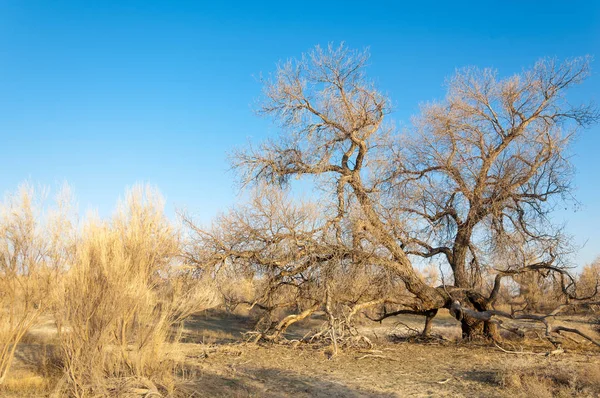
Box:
54 185 216 397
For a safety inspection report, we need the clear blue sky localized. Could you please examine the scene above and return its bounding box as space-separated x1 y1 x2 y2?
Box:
1 1 599 266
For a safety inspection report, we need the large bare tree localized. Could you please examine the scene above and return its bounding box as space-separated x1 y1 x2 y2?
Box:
376 56 599 335
194 44 599 344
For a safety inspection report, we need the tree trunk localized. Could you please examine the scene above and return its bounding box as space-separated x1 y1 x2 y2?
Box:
451 234 470 288
450 290 501 341
421 309 438 337
448 227 502 340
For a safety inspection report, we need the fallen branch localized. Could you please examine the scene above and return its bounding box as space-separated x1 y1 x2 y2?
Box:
356 354 399 361
494 342 563 356
553 326 600 348
451 300 600 349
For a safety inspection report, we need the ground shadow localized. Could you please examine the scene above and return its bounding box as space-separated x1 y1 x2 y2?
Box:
461 370 499 386
184 309 330 344
187 366 397 397
183 309 257 344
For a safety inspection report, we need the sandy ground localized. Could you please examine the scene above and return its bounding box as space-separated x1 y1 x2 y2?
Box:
181 342 512 397
174 310 600 397
10 309 600 397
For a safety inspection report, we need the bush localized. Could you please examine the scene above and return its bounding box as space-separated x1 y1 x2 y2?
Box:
0 184 71 386
54 185 217 397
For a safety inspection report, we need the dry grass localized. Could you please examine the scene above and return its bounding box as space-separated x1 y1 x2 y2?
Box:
0 184 71 386
0 329 62 397
1 369 50 396
498 360 600 397
4 303 600 397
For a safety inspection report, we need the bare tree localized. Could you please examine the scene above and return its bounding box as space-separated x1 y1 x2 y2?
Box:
382 57 599 336
197 44 598 344
235 45 443 305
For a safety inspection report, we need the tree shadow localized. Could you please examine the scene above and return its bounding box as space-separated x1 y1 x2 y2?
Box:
183 309 328 344
186 366 396 397
461 370 499 386
183 309 256 344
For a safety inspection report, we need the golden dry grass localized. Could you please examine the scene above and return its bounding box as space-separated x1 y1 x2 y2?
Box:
1 369 49 396
498 360 600 397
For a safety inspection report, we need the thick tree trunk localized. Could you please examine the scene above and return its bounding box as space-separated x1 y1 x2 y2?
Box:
449 289 501 341
448 227 502 341
460 316 484 339
451 230 471 289
459 315 500 341
451 253 469 289
483 319 500 341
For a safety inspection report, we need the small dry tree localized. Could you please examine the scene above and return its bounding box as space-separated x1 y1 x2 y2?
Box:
189 44 600 350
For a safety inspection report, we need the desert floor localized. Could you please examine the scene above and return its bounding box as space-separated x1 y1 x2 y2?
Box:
10 309 600 397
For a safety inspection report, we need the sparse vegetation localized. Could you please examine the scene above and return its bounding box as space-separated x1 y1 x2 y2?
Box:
53 186 217 397
1 45 599 397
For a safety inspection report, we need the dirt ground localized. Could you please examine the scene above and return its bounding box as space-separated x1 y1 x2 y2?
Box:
182 342 515 397
11 309 600 397
174 310 600 397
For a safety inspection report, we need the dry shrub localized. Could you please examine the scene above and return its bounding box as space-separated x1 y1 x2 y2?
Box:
54 185 217 397
214 270 255 312
0 184 70 386
578 365 600 392
577 258 600 299
499 361 600 397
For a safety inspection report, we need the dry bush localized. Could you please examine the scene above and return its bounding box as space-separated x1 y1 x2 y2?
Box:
0 184 71 386
213 269 256 312
578 257 600 299
54 185 217 397
498 361 600 397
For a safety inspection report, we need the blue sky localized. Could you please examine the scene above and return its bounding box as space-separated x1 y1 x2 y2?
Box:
1 1 599 266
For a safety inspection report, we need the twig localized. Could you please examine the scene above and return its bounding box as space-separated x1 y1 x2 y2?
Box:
356 354 399 361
